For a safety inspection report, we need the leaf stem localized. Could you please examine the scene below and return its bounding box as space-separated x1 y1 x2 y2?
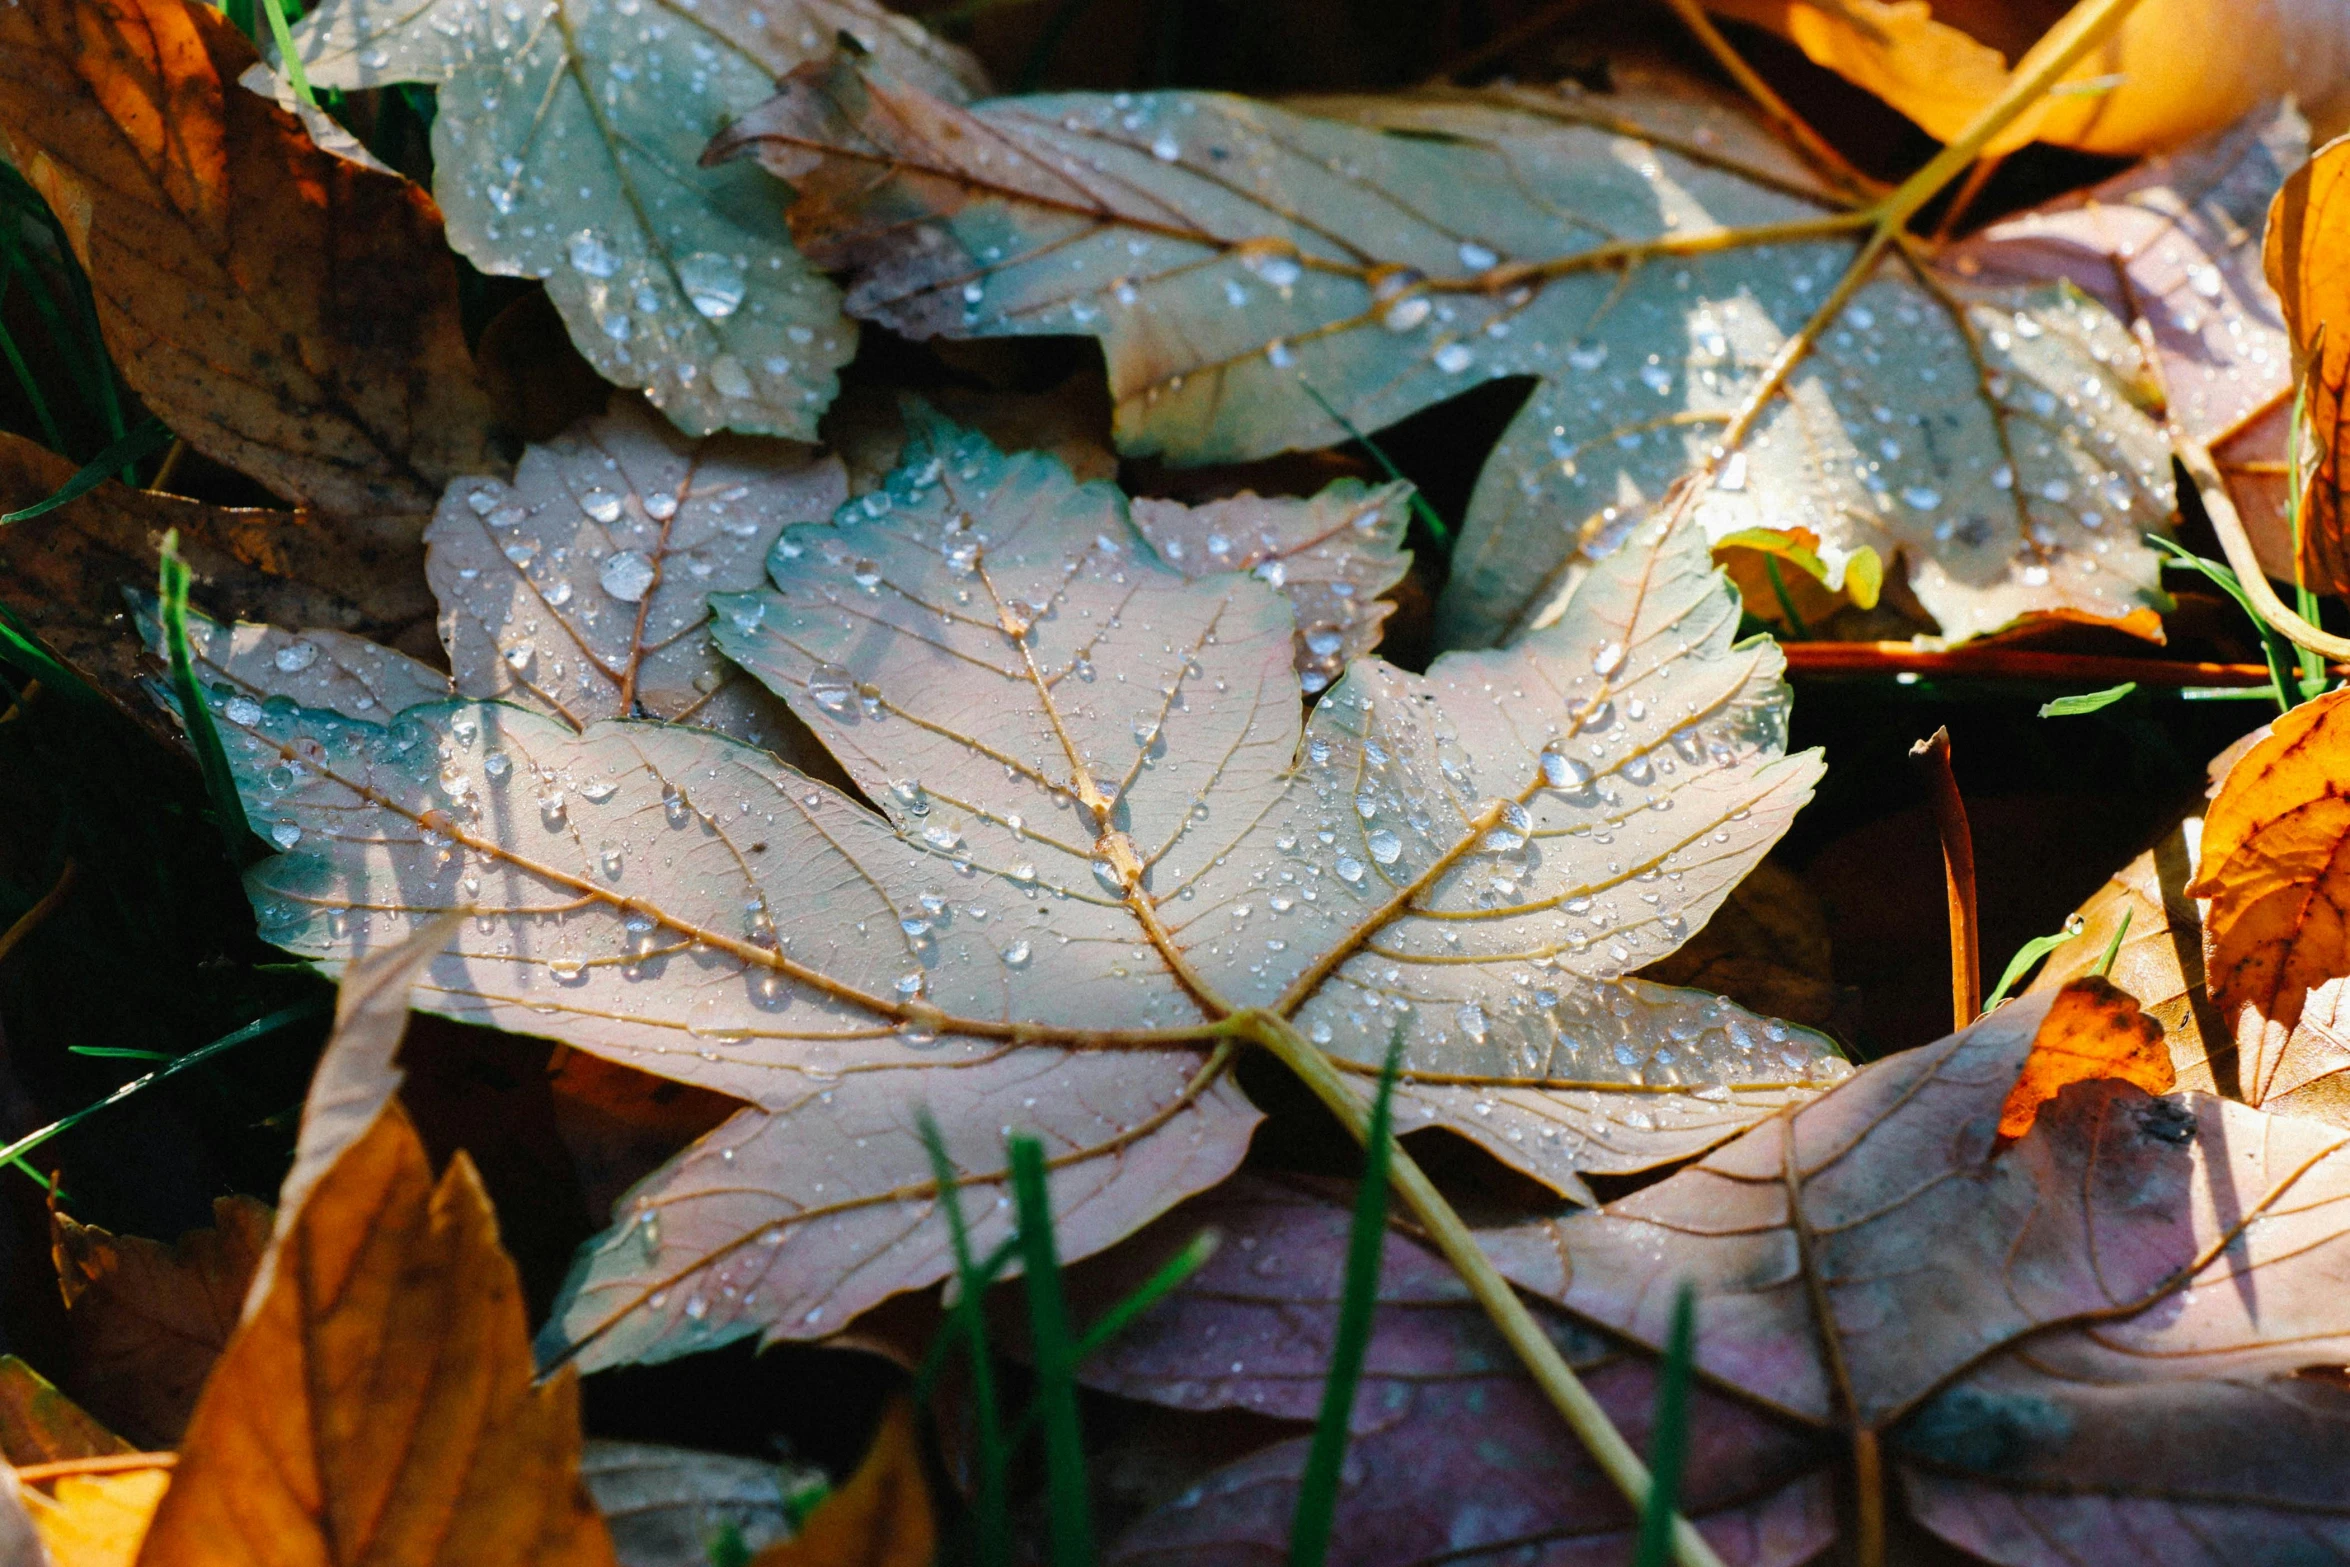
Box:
1229 1008 1728 1567
1909 727 1980 1029
2176 432 2350 663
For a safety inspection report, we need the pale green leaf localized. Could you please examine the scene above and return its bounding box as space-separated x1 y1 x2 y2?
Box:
283 0 983 439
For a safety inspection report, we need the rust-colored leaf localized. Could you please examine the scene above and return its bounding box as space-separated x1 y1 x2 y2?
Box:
0 0 503 530
49 1198 271 1450
132 925 615 1567
2265 130 2350 592
0 1362 130 1468
1995 975 2172 1137
745 1397 929 1567
2187 687 2350 1105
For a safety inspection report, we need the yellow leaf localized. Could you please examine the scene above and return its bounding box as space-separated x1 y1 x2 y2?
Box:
1995 975 2173 1138
748 1399 930 1567
23 1467 171 1567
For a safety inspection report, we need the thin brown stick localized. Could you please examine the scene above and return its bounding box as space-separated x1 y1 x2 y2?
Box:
1852 1427 1886 1567
1928 154 2006 242
1910 728 1979 1028
1781 644 2286 687
0 859 74 969
13 1453 174 1484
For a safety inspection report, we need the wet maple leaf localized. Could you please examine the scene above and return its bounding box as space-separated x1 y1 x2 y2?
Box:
709 53 2188 646
201 405 1839 1369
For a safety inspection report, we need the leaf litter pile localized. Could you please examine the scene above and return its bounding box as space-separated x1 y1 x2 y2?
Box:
4 0 2350 1560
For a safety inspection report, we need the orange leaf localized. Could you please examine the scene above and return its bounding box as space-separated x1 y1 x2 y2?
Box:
2266 133 2350 594
748 1398 931 1567
1997 976 2174 1139
51 1198 270 1450
0 0 502 529
0 1359 130 1468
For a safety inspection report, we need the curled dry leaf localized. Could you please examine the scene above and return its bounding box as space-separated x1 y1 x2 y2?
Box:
285 0 981 441
2264 127 2350 592
134 926 616 1567
1057 1177 1832 1565
1948 102 2305 577
50 1196 271 1450
1481 981 2350 1562
745 1397 929 1567
582 1442 818 1567
1704 0 2350 158
0 0 502 531
2187 687 2350 1108
430 397 847 749
213 407 1835 1368
712 56 2179 647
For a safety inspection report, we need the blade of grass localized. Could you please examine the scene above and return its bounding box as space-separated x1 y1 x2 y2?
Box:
1632 1282 1698 1567
2037 682 2135 717
255 0 317 106
2094 907 2132 977
0 217 112 430
1070 1229 1218 1362
1009 1132 1094 1567
2152 536 2298 713
1982 916 2086 1012
159 530 264 864
915 1114 1011 1567
1288 1038 1402 1567
2 417 171 523
1295 377 1449 546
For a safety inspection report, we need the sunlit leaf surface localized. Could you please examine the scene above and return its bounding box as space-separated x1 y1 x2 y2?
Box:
714 57 2180 645
286 0 982 439
215 410 1837 1366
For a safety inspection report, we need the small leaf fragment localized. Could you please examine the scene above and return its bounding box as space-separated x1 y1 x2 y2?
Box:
744 1397 929 1567
24 1467 168 1567
1996 975 2173 1138
582 1442 818 1567
2038 682 2136 717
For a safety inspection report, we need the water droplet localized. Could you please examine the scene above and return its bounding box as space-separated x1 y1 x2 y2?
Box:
852 558 883 590
1566 340 1608 371
1457 241 1497 270
566 228 618 278
539 791 567 829
548 957 586 981
1335 855 1365 884
1366 828 1402 864
580 779 618 802
581 488 624 524
269 821 302 850
1902 486 1941 511
677 252 747 319
600 842 624 877
1001 939 1032 968
600 550 656 602
1592 641 1624 677
808 664 854 712
2187 263 2224 300
1457 1002 1487 1041
1381 296 1432 333
223 696 264 726
895 970 925 997
274 641 319 674
644 492 679 521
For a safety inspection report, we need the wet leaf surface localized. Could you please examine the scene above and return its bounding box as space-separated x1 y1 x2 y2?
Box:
716 55 2181 646
581 1441 817 1567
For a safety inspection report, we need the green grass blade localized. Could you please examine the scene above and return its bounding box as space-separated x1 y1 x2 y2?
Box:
159 531 263 864
915 1113 1011 1567
1295 377 1449 545
1070 1229 1219 1363
2 416 170 524
1288 1038 1404 1567
2037 682 2135 718
2094 907 2132 978
2152 536 2299 713
255 0 317 106
1633 1281 1699 1567
1983 918 2086 1012
1009 1132 1094 1567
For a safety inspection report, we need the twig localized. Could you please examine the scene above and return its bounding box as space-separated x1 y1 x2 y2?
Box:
0 859 73 968
1234 1009 1729 1567
1655 0 1886 199
2177 431 2350 662
1909 728 1980 1029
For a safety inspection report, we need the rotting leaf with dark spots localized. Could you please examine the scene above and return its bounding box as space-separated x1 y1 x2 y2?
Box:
202 405 1836 1371
1994 973 2173 1137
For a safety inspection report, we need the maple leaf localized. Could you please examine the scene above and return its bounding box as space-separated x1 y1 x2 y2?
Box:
202 406 1837 1368
708 54 2183 647
0 0 503 532
282 0 983 440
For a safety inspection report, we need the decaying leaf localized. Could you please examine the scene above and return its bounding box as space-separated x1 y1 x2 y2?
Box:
23 1468 169 1567
1056 1176 1831 1564
1995 972 2172 1136
0 0 503 530
211 405 1837 1367
283 0 981 441
0 1362 130 1468
582 1442 818 1567
712 56 2179 646
134 925 616 1567
1481 981 2350 1561
1948 102 2305 576
2264 127 2350 592
50 1197 271 1450
429 398 846 749
1704 0 2350 157
745 1397 927 1567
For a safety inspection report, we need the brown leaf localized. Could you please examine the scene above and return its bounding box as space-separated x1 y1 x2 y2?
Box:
1635 858 1851 1037
0 0 504 529
2187 687 2350 1105
745 1396 929 1567
49 1198 270 1450
2266 129 2350 592
132 932 615 1567
546 1051 740 1228
0 1362 130 1468
1995 976 2172 1137
582 1442 817 1567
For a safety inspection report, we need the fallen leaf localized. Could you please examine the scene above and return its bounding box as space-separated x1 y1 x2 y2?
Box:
1948 101 2305 578
0 435 441 745
1705 0 2350 157
1056 1177 1832 1565
132 923 616 1567
0 0 504 530
428 397 846 748
1481 983 2350 1559
745 1397 927 1567
1995 973 2172 1136
2264 128 2350 592
0 1362 130 1467
547 1051 741 1225
49 1198 270 1450
2186 687 2350 1107
216 407 1838 1368
157 606 453 728
284 0 982 440
825 375 1119 498
1634 857 1853 1037
582 1442 818 1567
25 1469 169 1567
712 56 2178 647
